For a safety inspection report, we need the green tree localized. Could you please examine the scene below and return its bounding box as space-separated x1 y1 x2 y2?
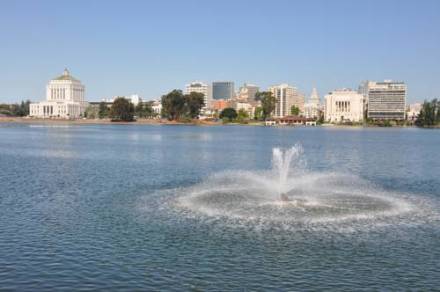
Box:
109 97 135 121
161 90 186 120
184 92 205 119
85 105 99 119
9 100 30 116
317 111 325 124
416 99 440 127
144 101 154 118
290 105 300 116
9 104 19 116
256 91 277 120
237 108 249 123
20 100 30 116
254 106 263 120
437 99 440 123
135 102 145 118
98 102 109 119
219 107 237 122
0 104 10 116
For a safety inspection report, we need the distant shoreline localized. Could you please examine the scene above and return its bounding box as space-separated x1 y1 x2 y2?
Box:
0 117 228 126
0 117 438 128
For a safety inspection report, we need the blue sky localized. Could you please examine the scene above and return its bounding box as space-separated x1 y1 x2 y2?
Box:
0 0 439 103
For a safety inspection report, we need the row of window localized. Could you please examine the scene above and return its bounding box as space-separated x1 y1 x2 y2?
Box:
50 87 85 101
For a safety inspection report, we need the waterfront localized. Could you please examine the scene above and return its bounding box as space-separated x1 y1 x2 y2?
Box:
1 124 439 290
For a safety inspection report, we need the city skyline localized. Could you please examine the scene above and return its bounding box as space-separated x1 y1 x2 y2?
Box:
1 0 439 103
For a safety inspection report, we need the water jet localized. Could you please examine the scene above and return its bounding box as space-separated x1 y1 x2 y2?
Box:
176 145 415 228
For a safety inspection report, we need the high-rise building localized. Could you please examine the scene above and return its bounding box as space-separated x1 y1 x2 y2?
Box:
238 83 259 102
324 89 364 123
29 69 87 119
304 88 321 119
359 80 407 120
268 84 304 118
212 81 234 100
186 81 212 108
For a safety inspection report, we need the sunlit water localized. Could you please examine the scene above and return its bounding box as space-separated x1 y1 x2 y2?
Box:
1 124 439 290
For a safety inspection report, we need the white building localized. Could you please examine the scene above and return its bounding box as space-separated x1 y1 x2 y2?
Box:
269 84 305 118
152 100 162 116
124 94 141 106
324 89 364 123
304 87 321 119
407 103 422 121
30 69 87 119
186 81 212 109
102 94 141 106
359 80 407 120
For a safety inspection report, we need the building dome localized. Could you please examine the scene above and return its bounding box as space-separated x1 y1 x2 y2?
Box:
53 68 79 81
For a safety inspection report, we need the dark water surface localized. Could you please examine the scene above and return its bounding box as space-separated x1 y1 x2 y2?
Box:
0 124 439 290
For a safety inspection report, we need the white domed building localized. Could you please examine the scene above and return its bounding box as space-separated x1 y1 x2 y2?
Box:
30 69 88 119
304 88 321 119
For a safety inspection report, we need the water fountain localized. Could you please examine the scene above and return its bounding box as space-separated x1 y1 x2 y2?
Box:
272 146 302 202
170 145 422 230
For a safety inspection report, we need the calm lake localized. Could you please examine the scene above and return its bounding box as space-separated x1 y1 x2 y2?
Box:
0 124 439 290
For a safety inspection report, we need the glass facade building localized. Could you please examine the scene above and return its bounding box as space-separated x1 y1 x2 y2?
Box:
212 81 235 100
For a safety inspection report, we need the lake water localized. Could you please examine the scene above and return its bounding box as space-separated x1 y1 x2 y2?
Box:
0 124 439 290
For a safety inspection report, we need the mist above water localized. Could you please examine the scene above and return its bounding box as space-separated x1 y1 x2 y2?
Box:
173 145 436 231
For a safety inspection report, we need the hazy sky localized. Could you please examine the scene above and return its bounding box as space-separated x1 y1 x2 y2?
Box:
1 0 439 103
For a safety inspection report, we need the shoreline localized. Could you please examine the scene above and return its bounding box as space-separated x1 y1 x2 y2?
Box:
0 117 438 128
0 117 223 126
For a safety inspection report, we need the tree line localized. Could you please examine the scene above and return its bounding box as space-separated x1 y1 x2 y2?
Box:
160 90 205 120
0 100 31 117
218 91 278 123
87 98 156 121
416 99 440 127
0 90 293 123
86 91 206 121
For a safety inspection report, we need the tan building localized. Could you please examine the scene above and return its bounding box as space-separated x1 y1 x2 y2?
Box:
269 84 304 118
235 101 256 118
237 83 259 103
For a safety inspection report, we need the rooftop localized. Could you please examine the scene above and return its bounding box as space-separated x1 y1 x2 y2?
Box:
52 68 79 81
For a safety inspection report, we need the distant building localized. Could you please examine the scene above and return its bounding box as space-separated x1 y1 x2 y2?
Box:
186 81 212 109
237 83 259 103
102 94 141 106
235 101 255 118
151 100 162 115
304 88 321 119
407 103 422 121
324 89 364 123
30 69 87 119
125 94 141 106
211 99 231 111
212 81 234 100
268 83 304 118
359 80 407 120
